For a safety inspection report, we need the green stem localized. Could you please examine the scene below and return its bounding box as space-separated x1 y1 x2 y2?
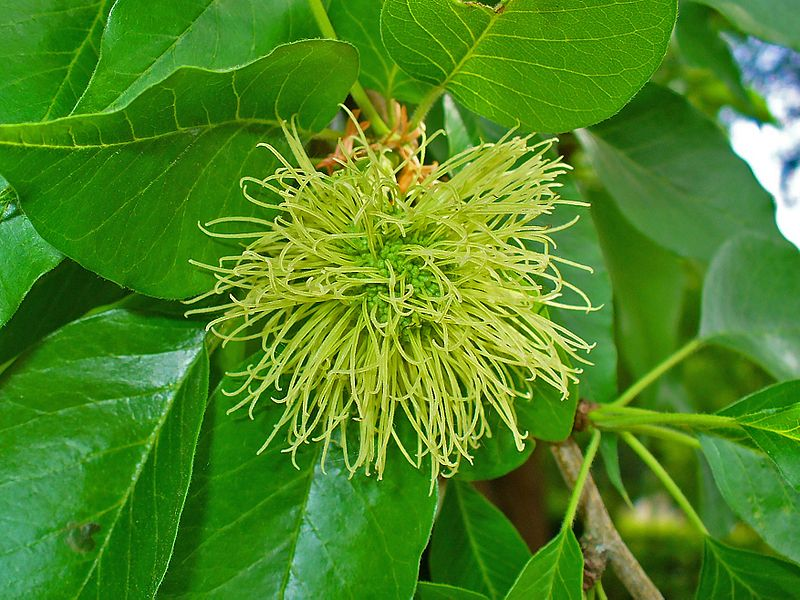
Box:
606 424 701 449
610 339 703 408
307 0 391 136
410 87 444 128
562 430 602 529
591 408 735 431
621 432 709 536
595 580 609 600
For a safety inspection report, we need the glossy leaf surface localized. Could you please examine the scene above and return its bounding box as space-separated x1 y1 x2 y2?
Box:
160 359 438 599
76 0 317 112
719 381 800 491
701 435 800 564
0 310 208 599
505 527 583 600
382 0 677 132
0 40 357 298
430 481 531 599
0 0 110 122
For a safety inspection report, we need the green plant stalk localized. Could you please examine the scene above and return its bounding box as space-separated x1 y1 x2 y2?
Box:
562 430 602 529
307 0 391 136
606 424 701 449
621 432 709 536
410 86 445 128
610 338 704 407
591 409 735 431
595 580 609 600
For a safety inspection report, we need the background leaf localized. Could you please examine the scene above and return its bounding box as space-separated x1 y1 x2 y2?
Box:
577 84 777 261
429 481 531 599
718 380 800 491
159 358 438 599
0 0 111 122
0 199 63 328
0 259 125 364
696 538 800 599
701 435 800 564
700 234 800 380
328 0 432 103
590 189 685 383
691 0 800 51
505 527 583 600
75 0 317 113
381 0 677 132
0 40 357 298
0 309 208 599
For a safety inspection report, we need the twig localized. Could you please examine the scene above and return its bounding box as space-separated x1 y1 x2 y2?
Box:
551 438 664 600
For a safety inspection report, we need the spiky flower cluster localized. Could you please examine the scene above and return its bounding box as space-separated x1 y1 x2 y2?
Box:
189 125 592 480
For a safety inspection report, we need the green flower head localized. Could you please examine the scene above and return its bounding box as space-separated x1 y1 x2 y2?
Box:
189 123 592 481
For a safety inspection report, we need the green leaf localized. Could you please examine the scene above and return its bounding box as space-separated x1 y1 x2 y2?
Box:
691 0 800 51
600 434 633 507
0 200 63 328
701 234 800 380
578 84 777 261
381 0 677 132
719 381 800 491
328 0 432 103
701 435 800 564
159 358 438 599
590 189 685 382
543 178 616 404
505 527 583 600
675 4 767 120
696 538 800 599
0 309 209 599
416 582 490 600
75 0 318 113
0 259 125 364
0 0 111 122
429 481 531 599
0 40 358 299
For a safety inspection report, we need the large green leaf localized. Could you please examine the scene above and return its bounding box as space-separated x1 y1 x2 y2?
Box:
159 358 438 599
590 189 685 382
75 0 317 113
0 259 125 364
0 310 208 599
701 234 800 380
429 481 531 599
0 40 357 299
381 0 677 132
701 435 800 564
696 538 800 599
0 200 62 328
505 527 583 600
0 0 111 122
719 381 800 491
578 84 777 261
692 0 800 51
328 0 432 103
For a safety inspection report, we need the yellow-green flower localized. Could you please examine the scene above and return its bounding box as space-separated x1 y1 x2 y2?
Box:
189 125 592 481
